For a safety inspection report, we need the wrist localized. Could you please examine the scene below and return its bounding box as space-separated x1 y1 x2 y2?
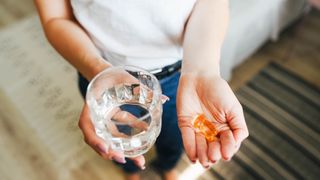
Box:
181 63 221 78
181 54 221 77
85 57 112 81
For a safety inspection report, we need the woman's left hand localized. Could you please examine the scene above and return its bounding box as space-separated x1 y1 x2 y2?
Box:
177 73 249 168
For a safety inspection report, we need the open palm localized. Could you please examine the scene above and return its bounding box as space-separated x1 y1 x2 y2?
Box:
177 74 249 167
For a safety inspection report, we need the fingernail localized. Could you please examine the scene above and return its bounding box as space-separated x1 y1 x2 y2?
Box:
210 160 216 164
191 160 196 164
203 165 210 169
141 166 146 170
96 144 107 154
113 156 126 164
161 95 170 103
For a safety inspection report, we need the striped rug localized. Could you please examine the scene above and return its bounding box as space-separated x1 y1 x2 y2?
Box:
205 63 320 180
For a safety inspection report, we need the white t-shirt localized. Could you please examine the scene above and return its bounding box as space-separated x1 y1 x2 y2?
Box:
71 0 196 71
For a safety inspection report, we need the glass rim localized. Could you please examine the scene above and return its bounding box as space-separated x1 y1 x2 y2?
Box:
85 65 162 111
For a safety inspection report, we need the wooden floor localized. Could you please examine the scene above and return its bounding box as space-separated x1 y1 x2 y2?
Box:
0 0 319 179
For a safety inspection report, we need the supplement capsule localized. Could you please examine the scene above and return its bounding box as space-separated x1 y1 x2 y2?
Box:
193 114 218 142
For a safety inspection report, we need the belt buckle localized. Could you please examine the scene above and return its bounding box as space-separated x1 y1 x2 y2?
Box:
149 68 163 74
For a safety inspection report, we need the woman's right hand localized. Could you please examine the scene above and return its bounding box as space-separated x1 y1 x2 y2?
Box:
78 103 146 169
78 67 149 169
78 67 169 169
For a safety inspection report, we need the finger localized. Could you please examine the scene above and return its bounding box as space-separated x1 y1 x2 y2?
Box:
132 84 169 104
104 107 124 137
105 120 129 138
79 104 126 163
108 149 127 164
233 128 249 147
161 94 170 104
129 155 146 170
180 127 197 162
235 142 241 153
228 106 249 146
113 110 149 131
131 120 149 131
113 109 135 123
196 133 210 168
107 108 147 138
208 140 221 163
220 130 236 160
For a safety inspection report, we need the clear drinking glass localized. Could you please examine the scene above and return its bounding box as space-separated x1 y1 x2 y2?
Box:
86 66 163 157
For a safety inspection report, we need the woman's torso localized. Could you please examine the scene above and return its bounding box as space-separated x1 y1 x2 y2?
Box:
71 0 197 70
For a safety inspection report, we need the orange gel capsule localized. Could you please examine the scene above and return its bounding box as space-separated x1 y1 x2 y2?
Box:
193 114 218 142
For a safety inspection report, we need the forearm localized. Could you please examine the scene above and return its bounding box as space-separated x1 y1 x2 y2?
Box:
35 0 110 81
43 19 110 80
182 0 229 76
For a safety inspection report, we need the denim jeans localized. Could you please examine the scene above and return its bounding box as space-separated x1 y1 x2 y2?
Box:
78 71 183 173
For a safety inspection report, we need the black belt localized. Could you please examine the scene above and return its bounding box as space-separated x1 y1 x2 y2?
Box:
151 60 182 80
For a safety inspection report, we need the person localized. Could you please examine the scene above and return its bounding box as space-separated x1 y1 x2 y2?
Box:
35 0 249 180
